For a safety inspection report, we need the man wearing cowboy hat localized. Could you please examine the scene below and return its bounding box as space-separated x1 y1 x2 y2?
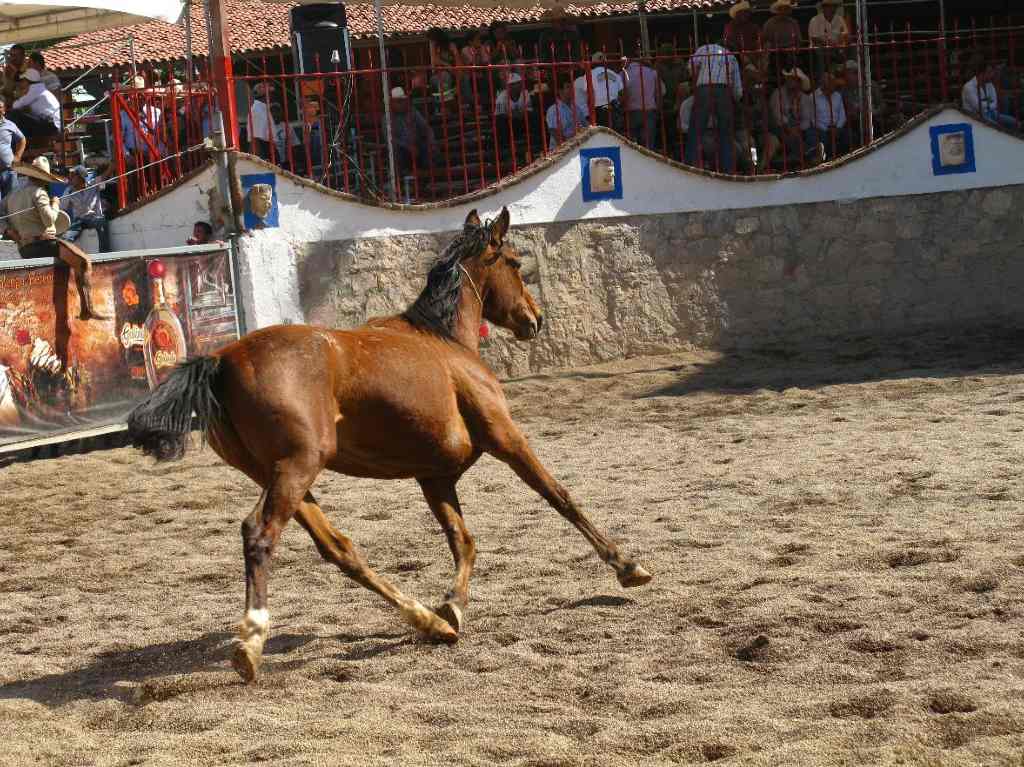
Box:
762 0 802 52
389 86 435 177
9 67 60 141
809 0 849 82
724 2 760 60
768 66 819 168
5 157 108 320
246 81 276 160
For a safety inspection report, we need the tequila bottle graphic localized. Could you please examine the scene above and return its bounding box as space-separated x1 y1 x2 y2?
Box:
143 259 188 390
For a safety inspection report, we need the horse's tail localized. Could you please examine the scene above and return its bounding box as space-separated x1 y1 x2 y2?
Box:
126 355 222 462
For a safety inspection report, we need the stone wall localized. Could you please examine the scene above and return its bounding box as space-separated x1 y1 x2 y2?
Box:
297 185 1024 379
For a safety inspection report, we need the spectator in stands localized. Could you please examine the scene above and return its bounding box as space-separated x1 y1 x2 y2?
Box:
390 86 434 175
120 76 163 158
842 58 882 146
655 44 686 138
768 66 818 169
808 0 849 82
576 52 624 130
246 81 276 160
490 21 523 81
736 63 777 173
299 98 323 171
546 78 589 150
461 28 493 107
538 12 582 63
270 103 296 168
0 97 26 199
187 221 213 246
427 28 460 105
679 81 740 173
686 38 742 173
962 58 1020 132
623 52 662 149
60 165 111 253
1 45 27 104
812 68 848 159
10 68 60 141
495 72 531 117
725 1 762 64
763 0 801 48
28 52 60 96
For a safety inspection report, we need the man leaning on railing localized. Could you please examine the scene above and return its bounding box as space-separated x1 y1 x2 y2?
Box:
546 78 589 151
687 38 743 174
962 58 1021 133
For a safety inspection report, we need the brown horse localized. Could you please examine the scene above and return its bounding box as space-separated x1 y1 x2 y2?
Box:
127 207 652 683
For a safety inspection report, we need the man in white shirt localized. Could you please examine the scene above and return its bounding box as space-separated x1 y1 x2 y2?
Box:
768 67 820 168
495 73 532 116
685 39 742 172
246 81 275 160
811 70 849 159
575 52 623 129
9 68 60 140
809 0 849 82
962 61 1020 132
622 54 662 149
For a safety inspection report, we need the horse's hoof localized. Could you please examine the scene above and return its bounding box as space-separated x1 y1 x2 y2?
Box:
231 642 261 684
618 563 653 588
403 603 459 645
435 601 463 633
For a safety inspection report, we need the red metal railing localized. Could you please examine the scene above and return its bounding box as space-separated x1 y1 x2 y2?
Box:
109 23 1023 208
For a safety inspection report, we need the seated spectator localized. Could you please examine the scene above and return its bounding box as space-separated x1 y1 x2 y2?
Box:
812 69 849 159
841 59 883 145
390 86 434 175
576 52 624 130
9 68 60 141
623 52 662 149
0 96 26 199
725 1 763 65
246 81 275 160
768 67 819 168
962 59 1020 132
736 64 779 173
809 0 849 82
187 221 214 246
495 73 532 116
28 52 60 96
60 165 111 253
686 38 742 173
545 78 589 150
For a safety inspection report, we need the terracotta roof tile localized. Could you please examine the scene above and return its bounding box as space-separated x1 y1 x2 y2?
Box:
45 0 731 72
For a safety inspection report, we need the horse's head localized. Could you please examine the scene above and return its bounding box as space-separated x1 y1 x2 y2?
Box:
465 207 543 341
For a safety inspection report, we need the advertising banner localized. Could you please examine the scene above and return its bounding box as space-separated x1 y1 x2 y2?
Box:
0 248 240 449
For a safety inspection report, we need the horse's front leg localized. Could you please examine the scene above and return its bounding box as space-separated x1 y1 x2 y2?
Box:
487 424 652 588
418 477 475 633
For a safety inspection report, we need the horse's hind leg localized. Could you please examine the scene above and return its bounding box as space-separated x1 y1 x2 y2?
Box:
418 478 475 633
488 423 652 588
233 456 321 683
294 493 457 644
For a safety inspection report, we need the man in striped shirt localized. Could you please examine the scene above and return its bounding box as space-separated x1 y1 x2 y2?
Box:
685 38 743 173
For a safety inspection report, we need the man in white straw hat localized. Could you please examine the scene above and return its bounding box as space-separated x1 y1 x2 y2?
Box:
9 68 60 141
724 2 759 59
5 156 109 320
809 0 849 82
495 72 532 117
767 66 819 168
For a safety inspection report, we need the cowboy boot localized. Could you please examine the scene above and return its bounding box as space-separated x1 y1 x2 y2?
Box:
76 269 111 321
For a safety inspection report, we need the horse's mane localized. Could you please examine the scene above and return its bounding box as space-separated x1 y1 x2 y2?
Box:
402 220 490 339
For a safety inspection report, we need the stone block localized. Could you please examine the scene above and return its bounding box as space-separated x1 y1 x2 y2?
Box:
735 217 760 235
982 189 1013 217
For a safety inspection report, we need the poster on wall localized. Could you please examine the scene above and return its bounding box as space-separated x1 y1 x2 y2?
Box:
0 249 240 449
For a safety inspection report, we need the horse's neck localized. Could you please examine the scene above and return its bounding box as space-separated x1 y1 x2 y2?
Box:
453 283 483 353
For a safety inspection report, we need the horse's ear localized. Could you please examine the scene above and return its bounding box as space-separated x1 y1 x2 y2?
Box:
464 209 482 229
491 206 510 244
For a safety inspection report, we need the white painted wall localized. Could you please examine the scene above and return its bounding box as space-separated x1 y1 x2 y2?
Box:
108 165 219 252
238 107 1024 242
234 228 305 331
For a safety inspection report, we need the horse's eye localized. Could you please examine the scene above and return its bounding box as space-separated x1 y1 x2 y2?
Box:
508 259 522 271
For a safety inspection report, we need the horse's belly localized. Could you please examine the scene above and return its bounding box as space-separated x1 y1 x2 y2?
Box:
327 409 476 479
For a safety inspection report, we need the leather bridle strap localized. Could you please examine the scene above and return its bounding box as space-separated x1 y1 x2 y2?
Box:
458 263 484 307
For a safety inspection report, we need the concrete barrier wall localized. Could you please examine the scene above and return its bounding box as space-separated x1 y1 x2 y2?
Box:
296 185 1024 378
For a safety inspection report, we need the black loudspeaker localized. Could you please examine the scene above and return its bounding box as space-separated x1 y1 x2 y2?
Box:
291 3 351 73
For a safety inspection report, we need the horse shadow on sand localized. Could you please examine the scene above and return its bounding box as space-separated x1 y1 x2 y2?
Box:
0 631 321 707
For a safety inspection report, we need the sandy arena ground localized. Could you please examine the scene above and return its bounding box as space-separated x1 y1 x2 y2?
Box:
2 329 1024 766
